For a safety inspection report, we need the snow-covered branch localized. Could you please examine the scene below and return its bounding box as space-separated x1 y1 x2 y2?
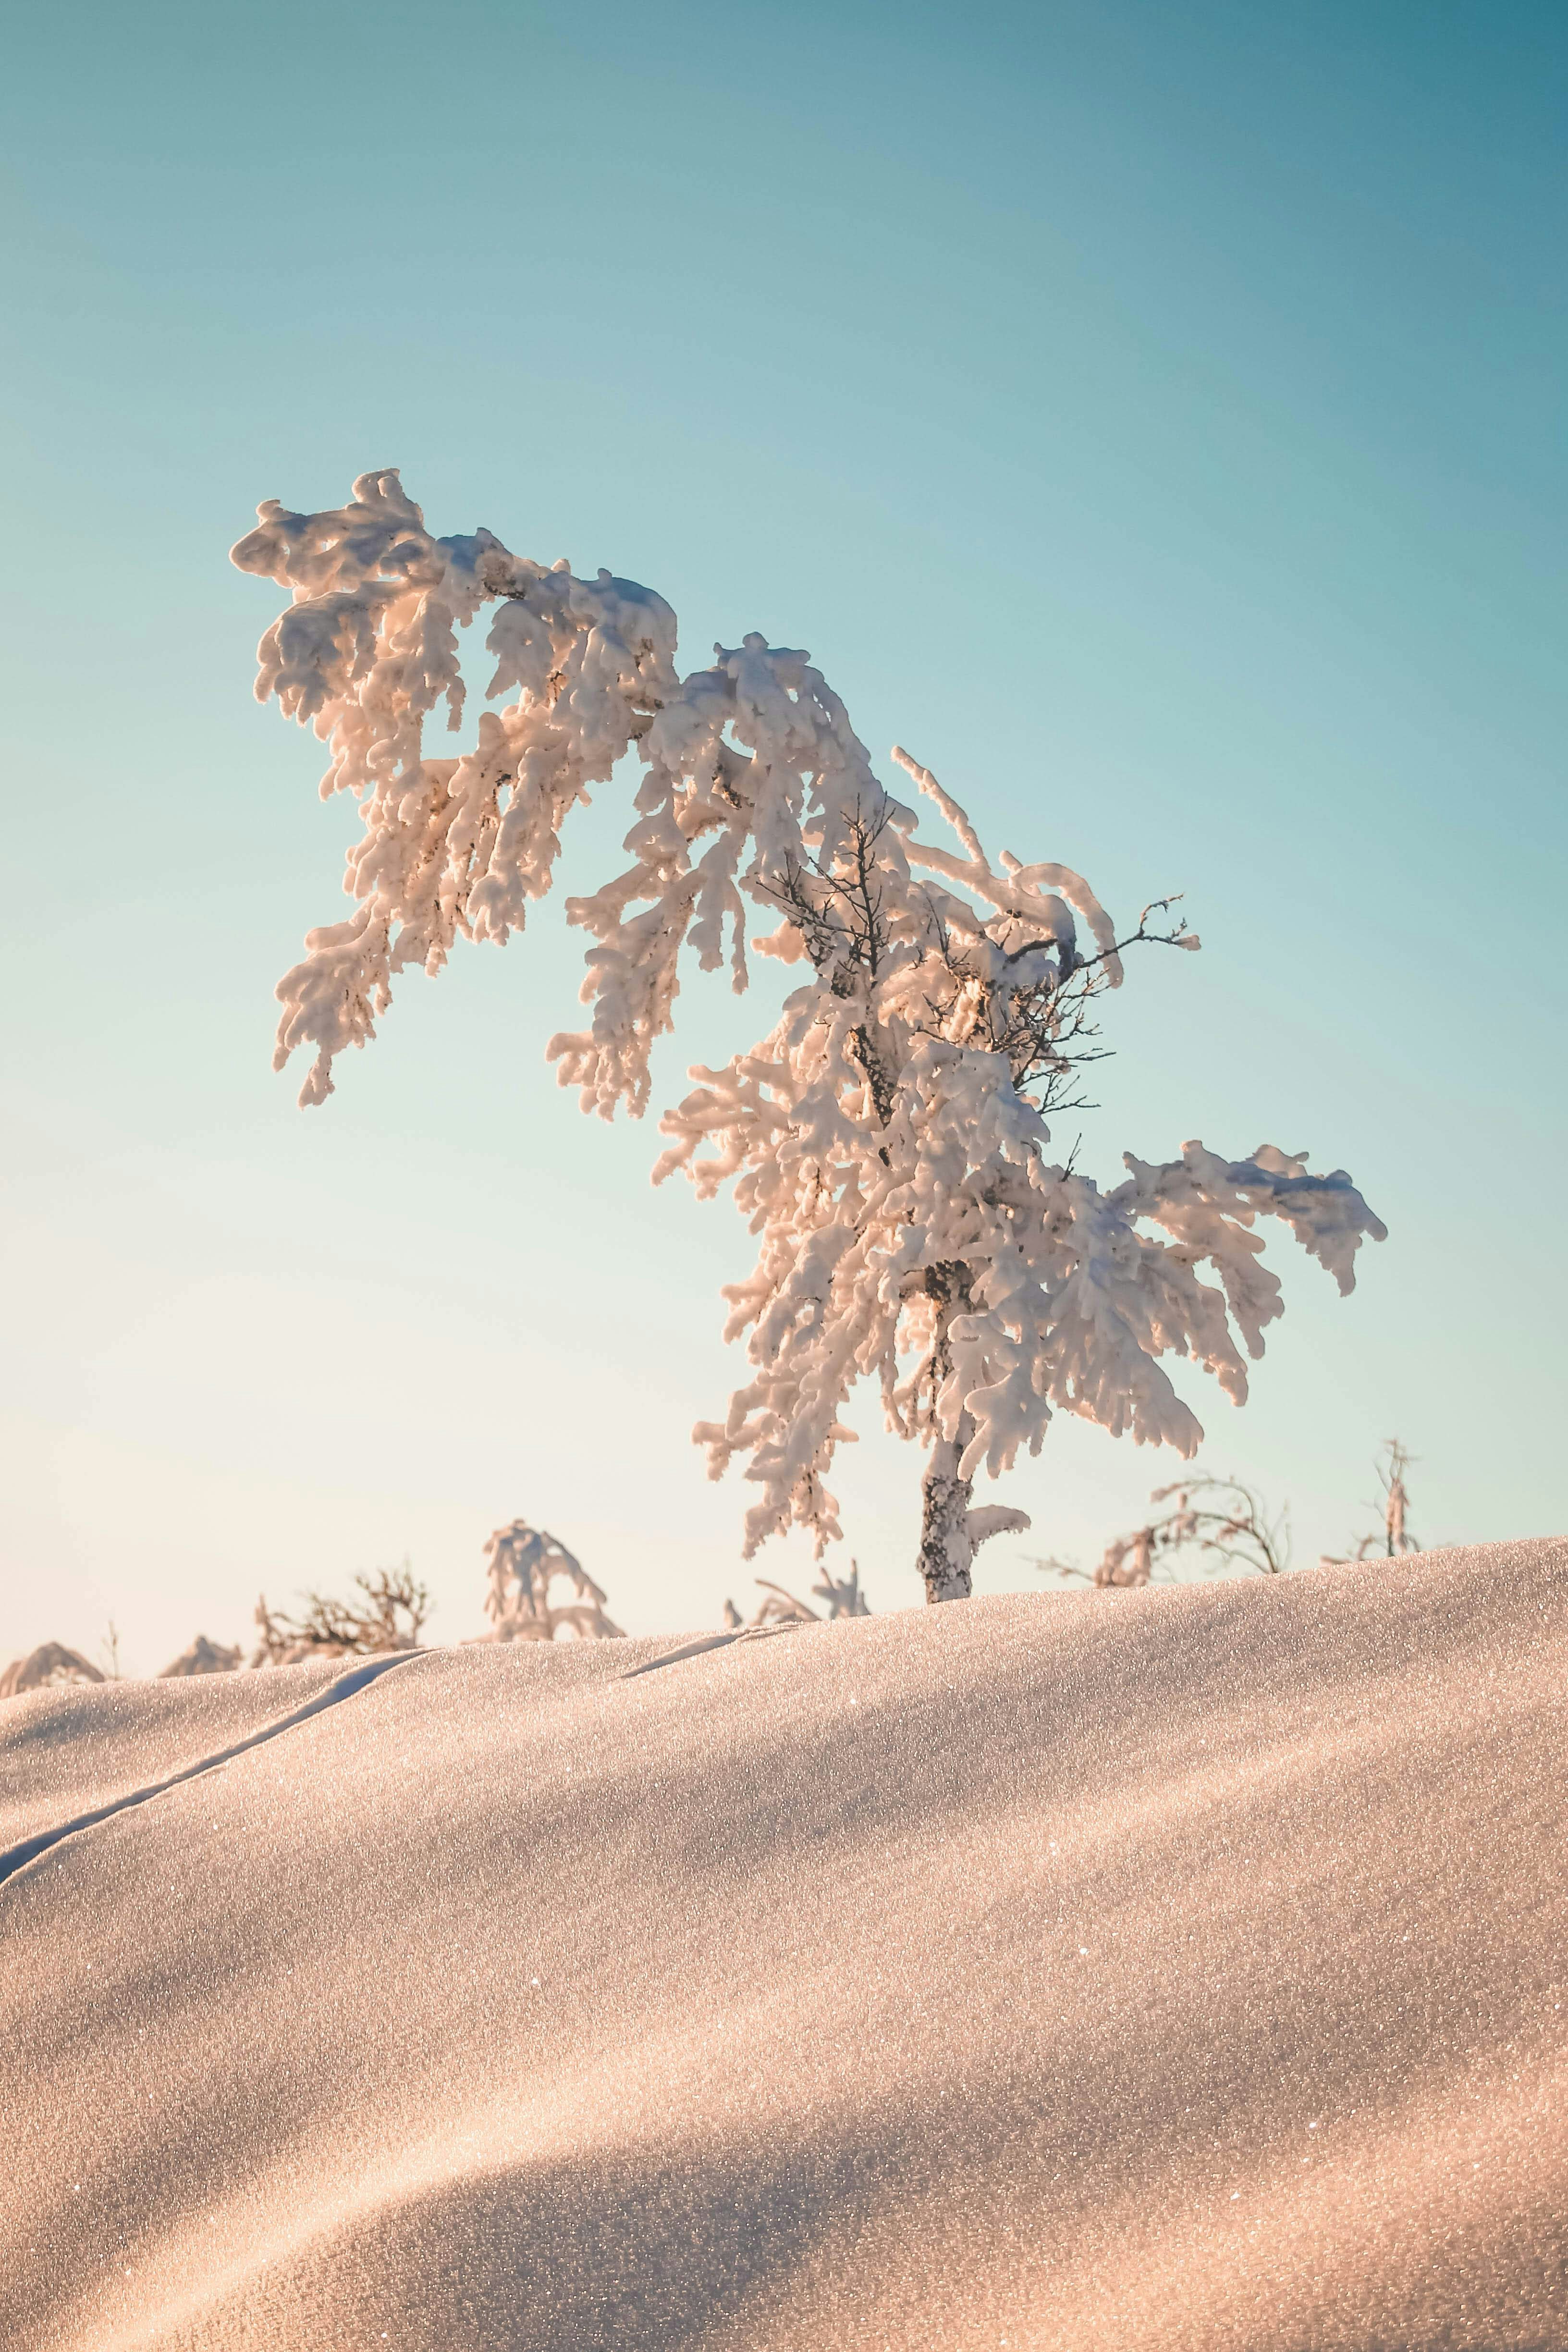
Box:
236 474 930 1116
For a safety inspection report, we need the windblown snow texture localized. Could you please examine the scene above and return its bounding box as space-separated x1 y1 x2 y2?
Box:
4 1541 1563 2349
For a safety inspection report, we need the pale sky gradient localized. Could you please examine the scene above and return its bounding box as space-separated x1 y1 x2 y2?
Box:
2 0 1564 1670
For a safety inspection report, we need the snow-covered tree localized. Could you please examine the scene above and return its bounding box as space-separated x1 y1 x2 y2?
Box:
237 471 1386 1606
483 1521 622 1642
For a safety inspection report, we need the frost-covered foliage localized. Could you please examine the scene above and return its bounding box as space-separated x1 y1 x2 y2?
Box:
0 1643 105 1700
239 473 1386 1604
1037 1474 1292 1588
253 1566 430 1664
483 1521 623 1642
159 1635 244 1678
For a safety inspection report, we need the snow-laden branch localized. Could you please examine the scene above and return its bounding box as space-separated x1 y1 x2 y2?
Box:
235 472 933 1114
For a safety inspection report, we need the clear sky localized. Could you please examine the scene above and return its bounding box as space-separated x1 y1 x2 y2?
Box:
2 0 1564 1670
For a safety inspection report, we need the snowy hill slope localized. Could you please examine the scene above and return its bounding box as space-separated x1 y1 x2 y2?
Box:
3 1541 1564 2350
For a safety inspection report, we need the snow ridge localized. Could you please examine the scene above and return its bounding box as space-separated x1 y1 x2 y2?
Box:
0 1652 421 1891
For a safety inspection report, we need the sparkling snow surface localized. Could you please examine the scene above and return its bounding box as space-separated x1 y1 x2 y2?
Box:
3 1542 1564 2349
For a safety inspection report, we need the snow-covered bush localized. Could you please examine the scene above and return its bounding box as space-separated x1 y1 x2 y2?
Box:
237 472 1385 1604
0 1643 105 1700
482 1521 622 1642
159 1635 243 1677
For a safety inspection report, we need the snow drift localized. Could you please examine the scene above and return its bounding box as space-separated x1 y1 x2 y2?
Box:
3 1540 1564 2350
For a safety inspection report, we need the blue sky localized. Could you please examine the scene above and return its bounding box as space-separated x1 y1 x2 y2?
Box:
3 0 1563 1667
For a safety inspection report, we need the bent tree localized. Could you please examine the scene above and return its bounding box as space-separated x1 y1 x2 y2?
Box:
234 471 1385 1603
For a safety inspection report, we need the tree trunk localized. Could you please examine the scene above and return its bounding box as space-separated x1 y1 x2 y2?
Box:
918 1409 978 1604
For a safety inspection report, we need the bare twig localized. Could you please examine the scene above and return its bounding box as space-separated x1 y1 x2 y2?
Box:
725 1559 873 1627
253 1563 430 1665
1030 1474 1291 1588
1322 1438 1421 1565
